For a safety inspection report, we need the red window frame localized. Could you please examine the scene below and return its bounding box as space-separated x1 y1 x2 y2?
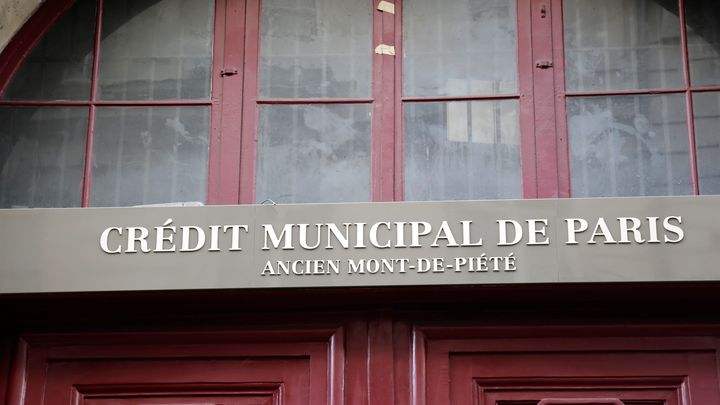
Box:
0 0 715 206
219 0 544 204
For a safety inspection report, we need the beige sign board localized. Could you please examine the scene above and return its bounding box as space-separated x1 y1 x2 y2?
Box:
0 196 718 294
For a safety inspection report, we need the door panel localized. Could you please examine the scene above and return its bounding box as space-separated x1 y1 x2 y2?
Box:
13 330 343 405
7 323 720 405
418 329 720 405
84 395 274 405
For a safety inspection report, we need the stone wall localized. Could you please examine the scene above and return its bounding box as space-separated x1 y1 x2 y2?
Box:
0 0 42 53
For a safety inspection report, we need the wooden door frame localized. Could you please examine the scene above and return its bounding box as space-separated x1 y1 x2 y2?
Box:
2 282 720 405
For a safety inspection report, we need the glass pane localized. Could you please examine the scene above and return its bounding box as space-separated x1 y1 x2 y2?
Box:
0 107 87 207
256 104 371 203
693 92 720 194
404 100 521 201
91 107 209 206
564 0 683 92
2 0 95 100
98 0 214 100
686 1 720 86
569 94 691 197
404 0 517 97
259 0 372 98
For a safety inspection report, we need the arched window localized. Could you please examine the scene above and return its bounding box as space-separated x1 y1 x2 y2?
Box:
1 0 213 207
1 0 719 208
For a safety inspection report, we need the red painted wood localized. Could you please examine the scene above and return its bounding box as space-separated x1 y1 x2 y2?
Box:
538 400 624 405
392 320 412 405
4 338 27 405
256 98 373 105
210 0 246 205
678 0 700 195
206 0 227 205
518 0 538 198
392 0 404 201
551 0 571 198
531 0 560 198
0 337 11 405
368 317 395 403
371 0 396 202
687 85 720 93
565 88 688 97
401 94 519 102
79 0 104 207
17 329 344 405
0 100 213 106
238 0 260 204
420 327 720 404
84 394 275 405
344 320 368 405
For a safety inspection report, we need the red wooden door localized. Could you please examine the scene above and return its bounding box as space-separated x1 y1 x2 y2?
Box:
9 330 345 405
6 321 720 405
417 326 720 405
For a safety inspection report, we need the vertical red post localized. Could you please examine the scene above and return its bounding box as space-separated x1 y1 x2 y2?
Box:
372 0 397 202
392 0 404 201
530 0 560 198
80 0 104 207
552 0 571 197
517 0 538 198
238 0 260 204
678 0 700 195
208 0 246 204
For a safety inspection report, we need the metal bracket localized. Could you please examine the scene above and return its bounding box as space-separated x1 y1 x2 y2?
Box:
535 60 553 69
220 68 239 77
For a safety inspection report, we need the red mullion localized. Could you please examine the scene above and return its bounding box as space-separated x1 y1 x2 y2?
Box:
688 85 720 93
238 0 260 204
402 94 519 103
212 0 248 204
566 88 687 97
207 0 231 204
257 98 373 105
530 0 560 198
371 0 397 202
551 0 570 197
393 0 404 201
80 0 104 207
679 0 700 195
517 0 538 198
0 100 89 106
0 100 213 106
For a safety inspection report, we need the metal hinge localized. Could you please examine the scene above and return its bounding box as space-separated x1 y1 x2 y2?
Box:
535 60 553 69
220 68 239 77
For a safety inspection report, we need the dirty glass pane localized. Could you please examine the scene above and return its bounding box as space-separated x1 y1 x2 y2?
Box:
404 0 517 97
564 0 683 92
693 92 720 194
0 107 87 207
91 107 209 206
260 0 371 98
569 94 691 197
686 0 720 86
256 104 371 203
404 100 521 201
98 0 214 100
2 0 95 100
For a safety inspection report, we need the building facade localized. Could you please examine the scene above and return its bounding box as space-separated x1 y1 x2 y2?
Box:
2 0 720 404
